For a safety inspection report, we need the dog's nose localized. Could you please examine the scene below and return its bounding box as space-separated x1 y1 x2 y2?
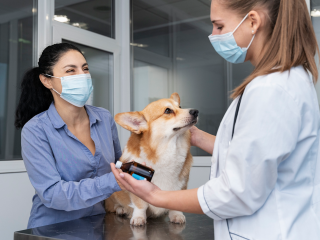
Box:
189 109 199 118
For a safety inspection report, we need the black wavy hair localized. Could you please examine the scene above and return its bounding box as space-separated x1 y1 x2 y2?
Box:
15 42 84 128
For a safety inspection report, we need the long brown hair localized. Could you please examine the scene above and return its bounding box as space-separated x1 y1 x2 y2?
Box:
222 0 320 99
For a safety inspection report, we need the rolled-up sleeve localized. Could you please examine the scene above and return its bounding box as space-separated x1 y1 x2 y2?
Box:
198 83 301 220
22 121 121 212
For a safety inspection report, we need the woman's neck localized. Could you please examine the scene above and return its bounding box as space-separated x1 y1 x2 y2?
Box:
247 30 269 67
53 98 88 128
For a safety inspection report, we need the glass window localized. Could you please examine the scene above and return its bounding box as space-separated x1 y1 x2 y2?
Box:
0 0 36 160
55 0 115 38
62 40 114 114
132 1 170 56
311 0 320 104
133 60 169 110
131 0 253 156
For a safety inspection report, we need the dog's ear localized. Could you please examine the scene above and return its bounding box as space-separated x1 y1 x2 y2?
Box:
115 112 148 134
170 92 180 105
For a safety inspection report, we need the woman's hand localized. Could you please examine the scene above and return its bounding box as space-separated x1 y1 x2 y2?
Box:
111 163 161 205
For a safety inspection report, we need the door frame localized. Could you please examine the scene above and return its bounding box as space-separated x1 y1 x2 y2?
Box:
0 0 131 172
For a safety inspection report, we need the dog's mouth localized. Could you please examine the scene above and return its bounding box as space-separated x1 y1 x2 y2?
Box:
173 119 198 131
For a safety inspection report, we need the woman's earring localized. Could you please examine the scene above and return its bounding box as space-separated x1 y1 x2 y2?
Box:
252 30 254 34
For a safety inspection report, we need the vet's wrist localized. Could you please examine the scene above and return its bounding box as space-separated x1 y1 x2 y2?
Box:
190 126 199 147
149 189 164 207
193 128 204 148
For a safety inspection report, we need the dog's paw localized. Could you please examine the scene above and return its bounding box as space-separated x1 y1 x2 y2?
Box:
115 206 127 216
169 211 186 224
130 216 147 226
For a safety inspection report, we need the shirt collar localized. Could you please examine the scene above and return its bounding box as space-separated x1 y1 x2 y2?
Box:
48 103 101 129
48 102 66 129
84 105 101 126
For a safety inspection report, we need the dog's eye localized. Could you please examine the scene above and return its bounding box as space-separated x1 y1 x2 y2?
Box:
179 106 181 108
164 108 172 114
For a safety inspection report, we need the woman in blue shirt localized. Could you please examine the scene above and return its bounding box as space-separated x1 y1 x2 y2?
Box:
15 43 122 228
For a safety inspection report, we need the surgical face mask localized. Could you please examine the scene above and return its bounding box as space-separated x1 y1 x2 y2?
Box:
45 73 93 107
208 13 255 64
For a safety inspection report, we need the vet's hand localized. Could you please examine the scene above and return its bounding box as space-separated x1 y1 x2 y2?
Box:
190 126 200 147
111 163 161 205
190 126 216 154
112 160 147 190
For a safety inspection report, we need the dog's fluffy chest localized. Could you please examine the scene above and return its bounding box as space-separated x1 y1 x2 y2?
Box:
121 138 189 191
148 149 187 191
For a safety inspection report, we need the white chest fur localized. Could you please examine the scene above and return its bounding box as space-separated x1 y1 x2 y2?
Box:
123 147 188 188
120 134 190 216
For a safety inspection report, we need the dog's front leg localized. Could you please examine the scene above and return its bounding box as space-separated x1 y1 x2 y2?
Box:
129 193 149 226
168 210 186 224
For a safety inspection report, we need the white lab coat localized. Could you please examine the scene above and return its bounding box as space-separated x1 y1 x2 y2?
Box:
198 65 320 240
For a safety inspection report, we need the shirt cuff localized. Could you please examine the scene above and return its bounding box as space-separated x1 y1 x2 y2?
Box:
98 172 122 195
197 185 223 220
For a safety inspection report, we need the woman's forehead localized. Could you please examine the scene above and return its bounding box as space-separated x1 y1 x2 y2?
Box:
210 0 225 15
210 1 241 23
56 50 86 67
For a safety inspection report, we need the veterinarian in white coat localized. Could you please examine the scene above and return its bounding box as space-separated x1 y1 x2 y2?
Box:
112 0 320 239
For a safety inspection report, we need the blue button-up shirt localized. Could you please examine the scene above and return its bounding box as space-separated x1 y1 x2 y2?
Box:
21 103 122 228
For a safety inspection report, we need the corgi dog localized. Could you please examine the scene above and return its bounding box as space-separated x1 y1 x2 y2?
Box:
105 93 199 226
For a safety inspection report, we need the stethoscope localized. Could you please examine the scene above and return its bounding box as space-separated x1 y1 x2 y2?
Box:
231 93 244 140
210 92 244 179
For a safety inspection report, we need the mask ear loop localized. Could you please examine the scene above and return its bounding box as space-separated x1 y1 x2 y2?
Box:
232 13 256 49
232 13 249 34
44 74 62 96
44 74 60 79
246 34 255 49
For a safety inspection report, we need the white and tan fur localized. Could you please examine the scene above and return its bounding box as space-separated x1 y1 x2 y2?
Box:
105 93 198 226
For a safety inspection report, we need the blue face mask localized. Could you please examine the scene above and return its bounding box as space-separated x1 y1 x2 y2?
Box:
208 13 255 64
46 73 93 107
